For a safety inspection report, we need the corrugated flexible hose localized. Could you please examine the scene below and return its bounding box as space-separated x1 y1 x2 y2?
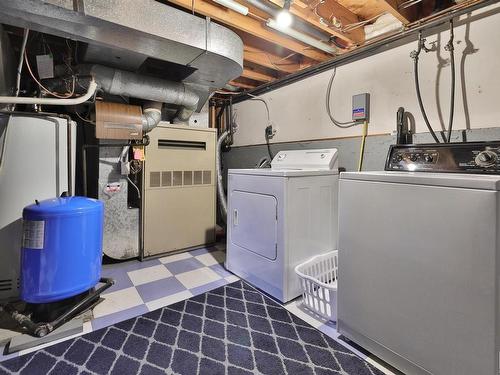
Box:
216 130 230 223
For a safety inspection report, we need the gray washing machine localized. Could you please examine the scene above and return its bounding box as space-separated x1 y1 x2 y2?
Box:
338 142 500 375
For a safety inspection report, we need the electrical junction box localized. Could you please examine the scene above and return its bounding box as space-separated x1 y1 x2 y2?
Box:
352 93 370 122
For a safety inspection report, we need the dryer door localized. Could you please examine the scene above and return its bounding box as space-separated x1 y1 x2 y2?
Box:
230 190 277 260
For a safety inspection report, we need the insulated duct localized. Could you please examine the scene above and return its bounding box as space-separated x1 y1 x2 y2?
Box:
81 65 199 123
216 130 230 222
142 102 162 133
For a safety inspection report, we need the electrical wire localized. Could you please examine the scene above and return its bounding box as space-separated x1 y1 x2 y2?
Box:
342 12 388 33
445 20 455 143
127 176 141 200
398 0 423 10
411 31 440 143
15 29 29 98
24 51 76 99
247 93 274 160
75 111 95 125
256 157 271 168
265 134 274 160
324 66 368 169
325 67 358 128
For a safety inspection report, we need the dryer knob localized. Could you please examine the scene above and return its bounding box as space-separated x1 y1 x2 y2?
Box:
475 151 497 167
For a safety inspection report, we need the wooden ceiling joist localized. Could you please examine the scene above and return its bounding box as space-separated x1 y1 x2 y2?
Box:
378 0 415 24
229 80 256 89
268 0 365 45
242 67 275 82
337 0 416 25
167 0 331 61
243 45 301 73
167 0 472 92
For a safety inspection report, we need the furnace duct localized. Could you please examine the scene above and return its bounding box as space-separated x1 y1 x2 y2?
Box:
80 64 200 129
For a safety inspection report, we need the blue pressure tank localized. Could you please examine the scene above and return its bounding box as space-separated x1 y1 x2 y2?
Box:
20 196 104 304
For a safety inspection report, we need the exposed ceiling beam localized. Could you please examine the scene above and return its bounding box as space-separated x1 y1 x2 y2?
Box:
242 67 276 82
167 0 331 61
229 80 256 89
379 0 415 24
337 0 415 25
243 45 302 73
268 0 364 45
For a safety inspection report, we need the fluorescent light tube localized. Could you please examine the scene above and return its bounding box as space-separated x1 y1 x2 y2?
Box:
213 0 249 15
266 19 337 54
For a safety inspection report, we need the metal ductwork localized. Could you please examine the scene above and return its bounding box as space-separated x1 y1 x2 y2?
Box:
81 64 199 124
0 0 244 110
142 102 162 132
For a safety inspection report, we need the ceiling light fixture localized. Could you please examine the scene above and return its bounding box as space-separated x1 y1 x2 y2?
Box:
276 0 293 28
266 18 337 54
212 0 249 15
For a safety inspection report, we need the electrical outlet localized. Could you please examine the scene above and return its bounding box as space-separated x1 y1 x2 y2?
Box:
265 124 276 139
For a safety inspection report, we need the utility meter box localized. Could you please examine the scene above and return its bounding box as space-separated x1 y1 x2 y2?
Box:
352 93 370 122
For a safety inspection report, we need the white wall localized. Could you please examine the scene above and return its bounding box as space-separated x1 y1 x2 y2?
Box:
233 4 500 147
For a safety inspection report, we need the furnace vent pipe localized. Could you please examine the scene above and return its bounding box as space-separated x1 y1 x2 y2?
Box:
216 130 230 222
81 65 199 122
142 101 163 133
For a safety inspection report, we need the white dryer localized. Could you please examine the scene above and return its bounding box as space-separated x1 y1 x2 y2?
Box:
226 149 339 302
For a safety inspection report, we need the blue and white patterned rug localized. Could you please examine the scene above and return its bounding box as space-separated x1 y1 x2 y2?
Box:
0 281 384 375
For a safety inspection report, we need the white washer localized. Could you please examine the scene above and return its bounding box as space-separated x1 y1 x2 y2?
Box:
338 142 500 375
226 149 339 303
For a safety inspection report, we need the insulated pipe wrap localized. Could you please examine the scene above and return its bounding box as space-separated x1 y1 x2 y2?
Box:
82 65 199 122
142 102 163 133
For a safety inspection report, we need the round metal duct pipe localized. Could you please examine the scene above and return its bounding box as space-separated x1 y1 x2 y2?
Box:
80 64 199 123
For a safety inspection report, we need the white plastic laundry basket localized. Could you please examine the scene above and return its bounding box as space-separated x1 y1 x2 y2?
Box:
295 250 338 321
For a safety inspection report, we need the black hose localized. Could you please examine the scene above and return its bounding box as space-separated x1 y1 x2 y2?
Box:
412 33 440 143
446 20 456 143
265 135 274 160
246 94 274 160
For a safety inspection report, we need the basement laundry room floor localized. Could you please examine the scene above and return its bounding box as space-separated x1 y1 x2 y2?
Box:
0 245 394 375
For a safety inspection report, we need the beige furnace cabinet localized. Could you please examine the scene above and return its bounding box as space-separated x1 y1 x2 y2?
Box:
142 124 216 257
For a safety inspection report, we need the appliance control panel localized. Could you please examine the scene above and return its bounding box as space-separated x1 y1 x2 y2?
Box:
385 142 500 174
271 149 338 170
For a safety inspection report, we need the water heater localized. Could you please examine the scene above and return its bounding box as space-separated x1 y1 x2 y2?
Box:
0 115 75 301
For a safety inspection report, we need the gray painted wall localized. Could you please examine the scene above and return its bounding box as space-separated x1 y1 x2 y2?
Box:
222 128 500 178
231 5 500 148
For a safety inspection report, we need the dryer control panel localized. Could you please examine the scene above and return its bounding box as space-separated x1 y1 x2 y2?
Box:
385 142 500 174
271 149 338 171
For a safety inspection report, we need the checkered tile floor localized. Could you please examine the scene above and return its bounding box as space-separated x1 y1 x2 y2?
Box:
92 244 237 332
0 244 394 374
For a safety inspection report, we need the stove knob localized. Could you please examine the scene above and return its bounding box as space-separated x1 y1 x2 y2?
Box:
475 151 497 167
409 154 418 162
394 154 403 162
424 155 434 163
